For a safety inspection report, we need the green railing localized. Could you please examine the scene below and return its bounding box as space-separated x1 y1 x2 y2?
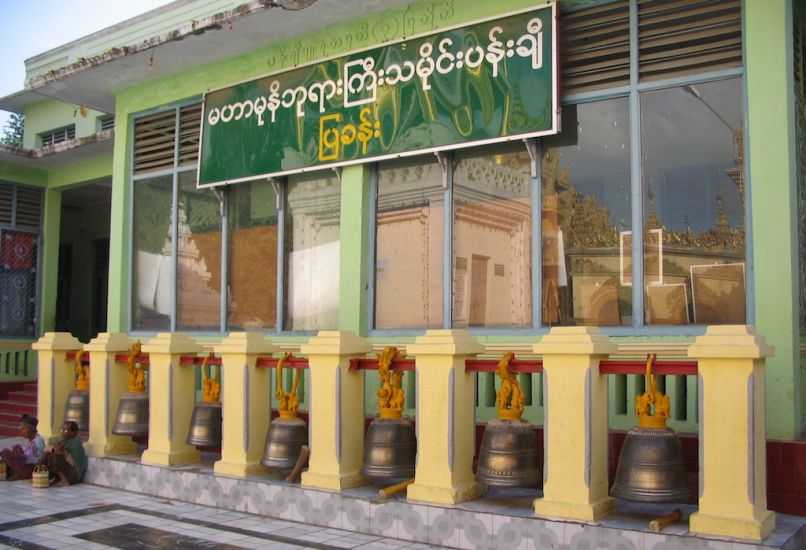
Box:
0 342 36 381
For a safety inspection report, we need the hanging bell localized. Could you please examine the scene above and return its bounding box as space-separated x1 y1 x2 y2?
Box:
186 401 222 447
262 353 308 471
361 347 416 482
63 389 90 432
112 392 149 437
476 352 540 488
186 354 223 447
476 418 541 488
611 354 691 503
262 415 308 471
360 416 416 481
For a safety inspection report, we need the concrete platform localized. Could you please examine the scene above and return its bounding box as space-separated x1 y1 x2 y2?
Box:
75 451 805 550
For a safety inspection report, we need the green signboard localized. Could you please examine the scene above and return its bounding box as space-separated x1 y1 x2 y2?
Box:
198 4 558 188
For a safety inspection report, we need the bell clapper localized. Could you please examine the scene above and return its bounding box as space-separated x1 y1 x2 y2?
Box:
285 445 310 483
378 478 415 499
649 508 683 532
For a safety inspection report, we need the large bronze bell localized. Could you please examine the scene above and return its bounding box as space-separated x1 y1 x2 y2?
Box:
112 392 149 436
262 353 308 472
611 354 691 503
64 389 90 432
477 418 541 487
186 354 223 447
476 352 540 488
361 417 416 481
262 416 308 471
361 347 416 482
186 401 222 447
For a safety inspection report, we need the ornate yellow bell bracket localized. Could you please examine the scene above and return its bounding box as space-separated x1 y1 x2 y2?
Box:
200 353 220 403
74 350 89 391
125 340 147 393
376 346 407 419
635 353 671 429
496 352 525 420
276 352 302 420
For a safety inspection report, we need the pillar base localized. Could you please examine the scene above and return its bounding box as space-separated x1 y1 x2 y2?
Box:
85 440 139 457
689 510 775 541
407 480 482 505
213 460 267 478
301 471 367 491
534 496 615 522
141 448 200 466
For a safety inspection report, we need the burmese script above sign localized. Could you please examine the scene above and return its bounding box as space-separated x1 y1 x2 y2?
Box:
198 4 558 188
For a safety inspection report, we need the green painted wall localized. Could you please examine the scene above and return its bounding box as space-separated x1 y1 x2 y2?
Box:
22 98 107 149
746 0 801 439
338 165 371 335
0 161 47 186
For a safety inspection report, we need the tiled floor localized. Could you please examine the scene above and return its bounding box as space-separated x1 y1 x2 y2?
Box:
0 480 448 550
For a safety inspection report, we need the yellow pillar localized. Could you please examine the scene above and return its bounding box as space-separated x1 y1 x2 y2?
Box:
83 332 139 456
533 327 616 521
300 331 371 490
32 332 82 444
406 329 483 505
140 332 202 466
213 332 277 477
688 325 776 541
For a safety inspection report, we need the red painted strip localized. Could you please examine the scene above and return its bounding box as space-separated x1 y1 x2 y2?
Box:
255 357 310 369
599 359 697 375
112 353 150 364
348 358 416 371
178 355 223 366
464 359 543 373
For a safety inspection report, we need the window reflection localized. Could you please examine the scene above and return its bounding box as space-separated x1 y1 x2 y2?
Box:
177 172 222 331
284 172 341 331
542 98 632 326
453 143 532 328
131 175 173 331
228 180 278 330
375 156 444 329
641 77 745 325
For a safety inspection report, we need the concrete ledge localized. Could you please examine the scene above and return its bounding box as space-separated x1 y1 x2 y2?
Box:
84 454 806 550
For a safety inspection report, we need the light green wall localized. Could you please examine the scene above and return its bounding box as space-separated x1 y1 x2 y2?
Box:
92 0 802 438
746 0 801 439
22 98 107 149
0 161 47 186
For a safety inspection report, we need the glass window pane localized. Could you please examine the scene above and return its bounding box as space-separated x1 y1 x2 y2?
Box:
177 171 222 331
641 78 746 325
542 98 631 326
375 156 444 329
228 180 278 330
284 171 341 331
453 143 532 328
131 175 172 331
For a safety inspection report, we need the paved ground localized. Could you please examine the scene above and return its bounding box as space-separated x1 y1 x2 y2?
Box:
0 437 448 550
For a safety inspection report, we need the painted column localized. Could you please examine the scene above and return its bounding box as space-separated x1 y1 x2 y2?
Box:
140 332 201 466
688 325 775 540
533 327 616 521
83 332 138 456
301 331 371 490
32 332 82 444
213 332 277 477
406 329 483 505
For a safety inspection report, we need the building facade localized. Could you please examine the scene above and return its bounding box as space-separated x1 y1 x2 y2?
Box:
0 0 803 513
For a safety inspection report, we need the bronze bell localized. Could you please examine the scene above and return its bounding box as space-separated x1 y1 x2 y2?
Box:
187 354 223 447
112 392 149 437
476 352 540 488
477 418 541 488
262 416 308 471
611 354 691 503
186 401 222 447
361 347 416 482
64 389 90 432
361 417 417 481
262 353 308 471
